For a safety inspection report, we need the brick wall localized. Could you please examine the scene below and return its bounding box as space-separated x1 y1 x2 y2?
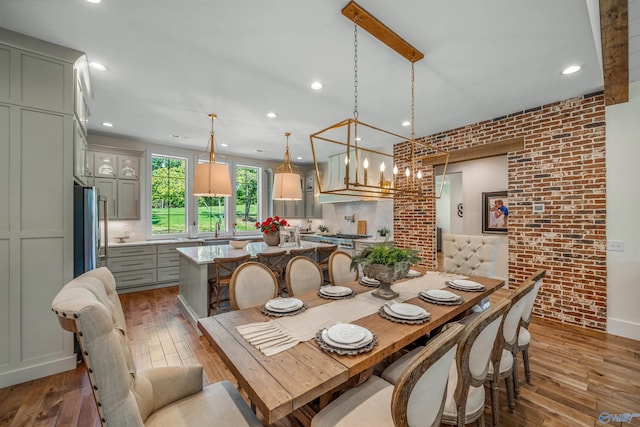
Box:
394 92 607 330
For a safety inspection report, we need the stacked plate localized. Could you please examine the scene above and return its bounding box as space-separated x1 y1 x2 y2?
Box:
380 302 430 324
447 279 486 292
406 269 422 278
318 323 376 354
359 276 380 287
262 297 306 316
318 285 354 299
419 289 463 306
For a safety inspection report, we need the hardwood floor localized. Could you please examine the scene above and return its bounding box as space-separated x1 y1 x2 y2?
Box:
1 285 639 427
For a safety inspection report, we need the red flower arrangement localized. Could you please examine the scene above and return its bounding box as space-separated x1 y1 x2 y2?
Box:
255 216 288 234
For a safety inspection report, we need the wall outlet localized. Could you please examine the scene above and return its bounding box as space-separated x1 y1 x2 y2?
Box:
607 240 624 252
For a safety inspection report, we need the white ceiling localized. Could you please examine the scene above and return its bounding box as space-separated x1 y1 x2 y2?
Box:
1 0 636 164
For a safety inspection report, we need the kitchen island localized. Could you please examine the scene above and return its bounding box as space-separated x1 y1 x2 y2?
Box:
177 241 333 329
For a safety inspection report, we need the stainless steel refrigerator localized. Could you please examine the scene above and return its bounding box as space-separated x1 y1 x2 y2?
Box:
73 185 99 277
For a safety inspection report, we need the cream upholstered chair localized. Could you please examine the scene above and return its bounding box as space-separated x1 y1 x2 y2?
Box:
311 323 465 427
286 256 324 297
328 251 357 286
486 279 536 426
51 267 261 427
382 299 510 427
442 233 500 277
229 262 279 310
515 269 546 391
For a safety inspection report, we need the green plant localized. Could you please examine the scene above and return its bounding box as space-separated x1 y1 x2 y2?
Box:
350 242 422 276
377 227 390 237
318 225 329 233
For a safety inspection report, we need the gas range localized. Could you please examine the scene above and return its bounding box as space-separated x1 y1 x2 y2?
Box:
318 234 371 253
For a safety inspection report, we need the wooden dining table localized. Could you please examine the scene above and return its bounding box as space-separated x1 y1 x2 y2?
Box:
198 273 504 425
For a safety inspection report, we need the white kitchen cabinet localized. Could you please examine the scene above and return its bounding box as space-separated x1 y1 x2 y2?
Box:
117 180 139 219
304 173 322 218
73 118 89 185
93 151 118 178
94 177 117 220
118 155 140 179
107 245 157 290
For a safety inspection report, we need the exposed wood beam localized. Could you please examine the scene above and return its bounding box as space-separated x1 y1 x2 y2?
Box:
341 1 424 63
600 0 628 105
420 137 525 166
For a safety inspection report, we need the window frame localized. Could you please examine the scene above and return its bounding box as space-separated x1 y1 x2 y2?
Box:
149 153 189 238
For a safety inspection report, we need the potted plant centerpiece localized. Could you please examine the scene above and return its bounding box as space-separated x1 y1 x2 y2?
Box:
256 216 288 246
350 242 422 300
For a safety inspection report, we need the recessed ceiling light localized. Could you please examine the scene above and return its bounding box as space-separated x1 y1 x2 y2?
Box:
311 81 323 90
355 137 362 141
266 112 277 118
296 156 303 160
562 65 581 75
402 120 411 127
86 0 101 3
221 143 228 147
89 62 107 71
102 122 113 127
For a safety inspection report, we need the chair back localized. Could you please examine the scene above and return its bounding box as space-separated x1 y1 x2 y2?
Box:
452 299 510 419
442 233 499 277
520 269 546 327
328 251 357 286
316 244 338 266
256 250 288 274
501 279 536 350
229 262 279 310
289 246 316 260
211 254 251 284
51 267 145 426
391 323 465 427
286 256 324 297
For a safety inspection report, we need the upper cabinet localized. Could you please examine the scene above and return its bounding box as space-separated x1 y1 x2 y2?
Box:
93 151 118 178
72 55 91 185
118 155 139 179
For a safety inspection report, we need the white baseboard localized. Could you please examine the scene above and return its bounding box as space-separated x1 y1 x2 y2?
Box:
0 355 77 389
607 317 640 341
177 294 202 336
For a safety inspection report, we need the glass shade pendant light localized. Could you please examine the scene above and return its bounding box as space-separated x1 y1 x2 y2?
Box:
273 132 303 200
193 114 232 197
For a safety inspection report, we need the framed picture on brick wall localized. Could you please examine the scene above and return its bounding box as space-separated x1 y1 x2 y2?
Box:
482 191 508 234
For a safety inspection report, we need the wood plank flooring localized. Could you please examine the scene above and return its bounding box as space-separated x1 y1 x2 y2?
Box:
1 285 639 427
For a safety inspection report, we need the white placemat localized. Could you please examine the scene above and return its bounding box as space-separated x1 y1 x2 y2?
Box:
237 271 466 356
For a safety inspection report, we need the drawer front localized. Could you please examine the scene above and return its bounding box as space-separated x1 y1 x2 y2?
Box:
157 243 196 253
107 254 157 272
109 245 156 257
157 252 180 266
113 269 157 289
157 266 180 283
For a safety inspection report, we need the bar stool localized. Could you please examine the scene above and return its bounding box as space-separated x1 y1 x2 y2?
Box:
257 250 288 295
289 246 316 260
316 245 337 284
208 253 251 315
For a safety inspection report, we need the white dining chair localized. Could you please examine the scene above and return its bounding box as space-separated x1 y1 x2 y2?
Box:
382 299 510 427
515 269 546 393
311 323 465 427
229 261 279 310
328 251 357 286
51 267 262 427
486 279 536 426
442 233 500 277
285 256 324 297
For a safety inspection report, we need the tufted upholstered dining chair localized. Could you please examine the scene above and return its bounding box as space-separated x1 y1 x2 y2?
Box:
286 256 324 297
485 279 536 426
51 267 262 427
515 269 546 393
311 323 465 427
442 233 500 277
328 251 357 286
381 299 511 427
229 262 279 310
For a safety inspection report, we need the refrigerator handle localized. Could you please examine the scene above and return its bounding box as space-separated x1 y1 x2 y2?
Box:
99 196 109 260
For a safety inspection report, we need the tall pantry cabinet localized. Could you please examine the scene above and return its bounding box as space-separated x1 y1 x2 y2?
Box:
0 28 86 387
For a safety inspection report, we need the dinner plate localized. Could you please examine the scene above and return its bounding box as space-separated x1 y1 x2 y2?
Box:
327 323 367 344
320 286 352 296
422 289 460 301
265 298 303 312
406 269 422 278
383 303 429 319
322 327 373 349
361 276 380 285
451 279 484 289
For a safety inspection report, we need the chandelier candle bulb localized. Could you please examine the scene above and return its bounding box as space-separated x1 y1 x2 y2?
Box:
363 158 369 184
417 170 423 179
379 162 385 186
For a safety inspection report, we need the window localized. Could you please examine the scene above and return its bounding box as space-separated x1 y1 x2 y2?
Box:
151 154 186 235
235 165 260 231
197 194 226 234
